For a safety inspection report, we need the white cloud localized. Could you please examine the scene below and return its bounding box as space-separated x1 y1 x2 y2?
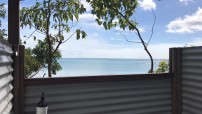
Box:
59 35 188 59
166 7 202 33
81 0 92 11
138 0 156 11
138 27 145 32
78 14 97 22
73 13 104 29
179 0 194 5
188 38 202 46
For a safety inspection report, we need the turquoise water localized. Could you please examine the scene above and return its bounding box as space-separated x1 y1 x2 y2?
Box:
37 58 166 77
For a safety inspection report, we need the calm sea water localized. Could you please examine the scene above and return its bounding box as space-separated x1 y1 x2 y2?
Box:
36 58 166 78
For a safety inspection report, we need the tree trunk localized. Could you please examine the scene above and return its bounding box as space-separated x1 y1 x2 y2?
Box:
134 27 154 73
145 48 154 73
48 52 52 77
47 0 52 77
137 32 154 73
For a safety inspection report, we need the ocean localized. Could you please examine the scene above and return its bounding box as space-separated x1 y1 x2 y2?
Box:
36 58 166 78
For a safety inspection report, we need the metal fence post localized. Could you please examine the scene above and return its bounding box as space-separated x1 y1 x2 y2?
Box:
170 48 182 114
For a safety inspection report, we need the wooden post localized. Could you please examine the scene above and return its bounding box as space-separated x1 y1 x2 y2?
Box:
8 0 20 45
170 48 182 114
8 0 20 114
8 0 21 113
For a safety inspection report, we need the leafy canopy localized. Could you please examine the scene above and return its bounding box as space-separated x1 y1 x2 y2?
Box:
32 39 62 75
155 61 169 73
25 48 41 77
21 0 87 42
86 0 138 31
20 0 87 77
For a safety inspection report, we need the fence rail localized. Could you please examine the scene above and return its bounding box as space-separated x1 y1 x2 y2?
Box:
24 73 173 86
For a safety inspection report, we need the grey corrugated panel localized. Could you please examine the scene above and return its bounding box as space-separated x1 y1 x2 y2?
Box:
182 104 201 114
0 93 13 114
182 47 202 54
182 61 202 68
182 85 202 95
0 50 13 56
0 56 13 67
0 75 13 89
182 55 202 61
182 77 202 88
182 74 202 82
25 79 171 95
1 102 13 114
0 39 12 47
182 92 202 105
0 66 13 76
0 40 14 114
182 67 202 75
182 98 202 113
24 79 172 114
0 84 13 102
181 47 202 114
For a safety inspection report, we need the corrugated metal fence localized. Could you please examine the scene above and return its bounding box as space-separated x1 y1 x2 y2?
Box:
0 40 13 114
22 74 173 114
181 47 202 113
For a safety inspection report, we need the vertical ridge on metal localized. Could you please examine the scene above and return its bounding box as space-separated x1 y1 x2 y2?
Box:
13 45 20 114
170 48 182 114
19 45 25 114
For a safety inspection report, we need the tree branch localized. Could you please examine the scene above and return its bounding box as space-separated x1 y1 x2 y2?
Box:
117 30 141 43
28 66 43 78
111 7 154 73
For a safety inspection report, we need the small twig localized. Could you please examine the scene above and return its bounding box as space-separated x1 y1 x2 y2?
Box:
52 29 78 55
119 31 141 44
147 10 156 47
26 29 37 40
31 25 46 35
62 30 77 43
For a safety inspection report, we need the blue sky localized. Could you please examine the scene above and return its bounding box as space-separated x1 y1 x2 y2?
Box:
1 0 202 59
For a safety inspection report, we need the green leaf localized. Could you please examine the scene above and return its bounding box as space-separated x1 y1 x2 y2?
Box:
75 13 79 21
81 31 87 39
69 13 73 21
76 29 80 40
33 36 36 41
